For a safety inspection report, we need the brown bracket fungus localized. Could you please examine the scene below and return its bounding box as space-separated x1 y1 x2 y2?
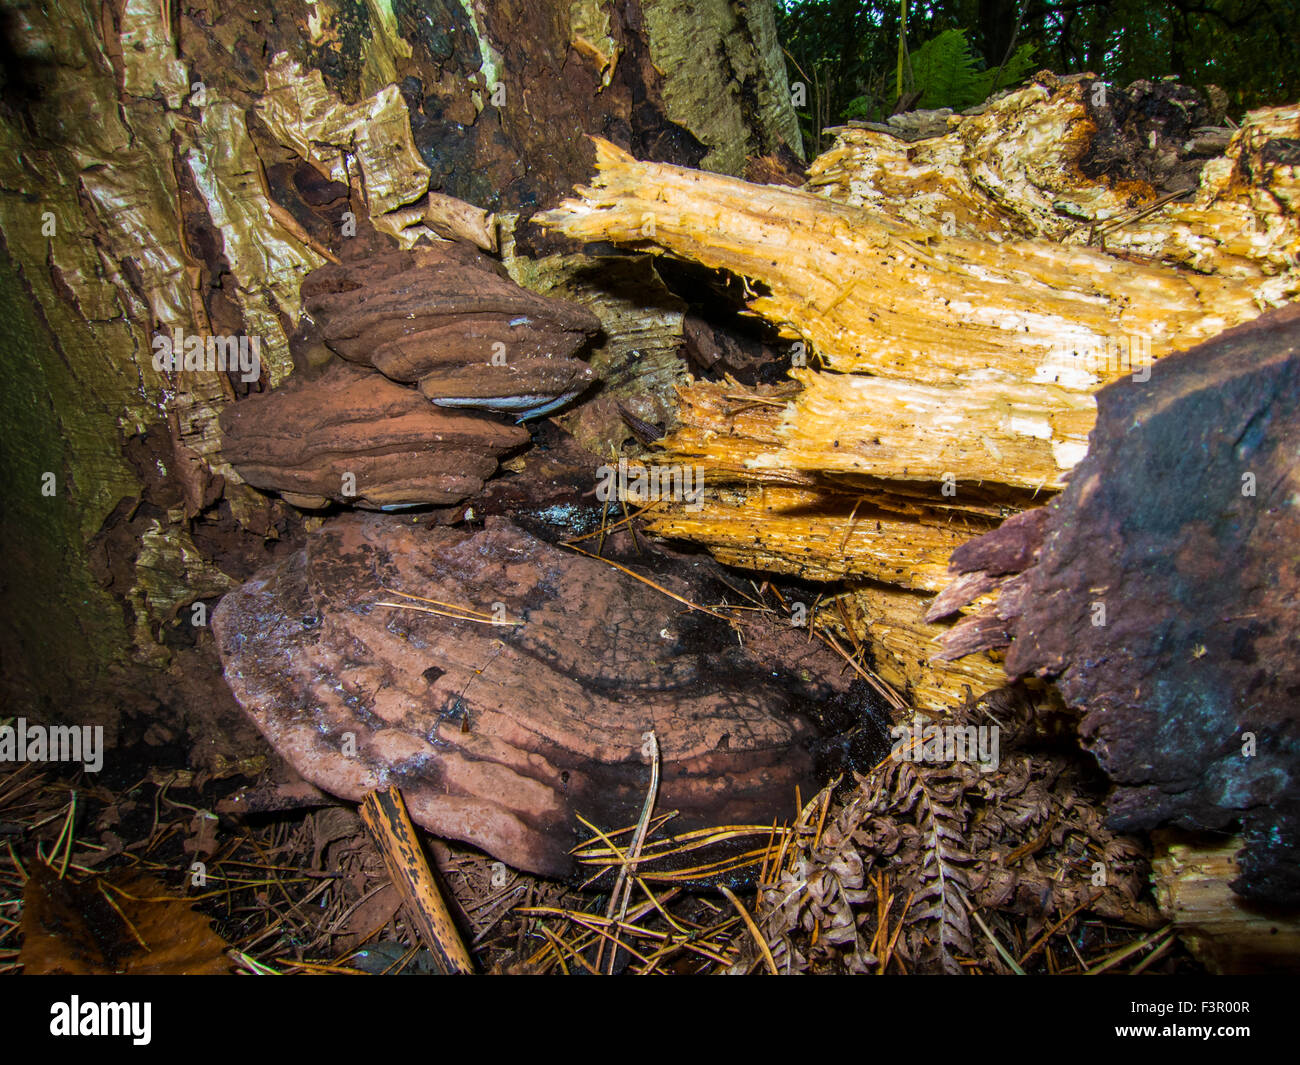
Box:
212 514 888 877
218 241 606 508
218 361 529 510
299 244 602 418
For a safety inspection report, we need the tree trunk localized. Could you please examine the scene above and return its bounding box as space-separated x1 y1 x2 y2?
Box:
0 0 801 755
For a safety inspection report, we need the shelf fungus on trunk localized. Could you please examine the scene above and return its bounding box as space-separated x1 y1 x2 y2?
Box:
929 304 1300 905
218 241 605 508
299 244 601 416
211 514 888 877
218 361 530 510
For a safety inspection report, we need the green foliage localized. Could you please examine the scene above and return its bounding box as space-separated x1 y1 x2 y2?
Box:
841 95 875 120
908 28 1036 111
909 28 980 109
777 0 1300 150
840 28 1035 121
975 41 1037 101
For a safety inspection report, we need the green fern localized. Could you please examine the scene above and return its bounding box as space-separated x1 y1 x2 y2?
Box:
909 29 1035 112
910 29 979 110
974 41 1037 102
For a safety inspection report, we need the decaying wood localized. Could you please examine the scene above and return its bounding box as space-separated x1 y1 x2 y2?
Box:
360 788 474 975
535 81 1298 711
212 513 889 877
811 75 1299 288
538 134 1277 488
837 585 1011 711
422 192 498 253
933 305 1300 903
1151 832 1300 974
540 133 1280 362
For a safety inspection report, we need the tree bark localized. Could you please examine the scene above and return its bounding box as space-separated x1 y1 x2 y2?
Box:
0 0 800 752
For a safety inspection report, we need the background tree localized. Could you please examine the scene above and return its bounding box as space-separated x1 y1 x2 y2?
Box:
778 0 1300 150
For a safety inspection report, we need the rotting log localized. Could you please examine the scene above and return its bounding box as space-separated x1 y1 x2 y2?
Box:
811 76 1299 286
931 305 1300 904
535 83 1299 711
1150 831 1300 974
537 134 1282 486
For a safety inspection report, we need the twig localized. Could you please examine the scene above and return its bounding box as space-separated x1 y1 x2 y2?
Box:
719 885 779 975
560 541 733 622
360 787 474 975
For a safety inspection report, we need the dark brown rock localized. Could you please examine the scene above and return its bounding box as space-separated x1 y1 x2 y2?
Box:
933 304 1300 903
211 514 883 877
219 361 528 509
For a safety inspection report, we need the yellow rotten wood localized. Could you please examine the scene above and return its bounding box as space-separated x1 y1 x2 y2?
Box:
538 137 1272 382
840 585 1008 710
536 128 1289 710
812 80 1299 287
645 380 812 483
764 368 1099 489
648 483 982 590
537 137 1273 496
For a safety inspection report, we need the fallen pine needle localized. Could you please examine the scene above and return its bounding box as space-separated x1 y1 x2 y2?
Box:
720 884 778 975
559 541 732 622
971 909 1025 975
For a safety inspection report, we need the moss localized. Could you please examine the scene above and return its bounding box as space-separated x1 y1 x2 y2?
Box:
0 238 135 718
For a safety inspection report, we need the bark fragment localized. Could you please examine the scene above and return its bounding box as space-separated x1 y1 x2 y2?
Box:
935 305 1300 903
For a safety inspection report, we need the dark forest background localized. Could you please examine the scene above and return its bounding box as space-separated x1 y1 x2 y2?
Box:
778 0 1300 152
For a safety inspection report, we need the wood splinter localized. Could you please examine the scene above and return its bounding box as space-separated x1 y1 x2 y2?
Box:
360 786 475 975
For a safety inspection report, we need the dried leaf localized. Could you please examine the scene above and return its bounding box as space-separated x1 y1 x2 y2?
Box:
19 864 233 975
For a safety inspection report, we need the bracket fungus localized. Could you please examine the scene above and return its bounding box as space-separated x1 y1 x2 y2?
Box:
218 242 603 508
218 361 530 510
299 244 601 416
212 514 889 877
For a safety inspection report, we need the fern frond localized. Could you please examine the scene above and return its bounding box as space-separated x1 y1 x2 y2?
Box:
908 29 1036 113
910 28 981 110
